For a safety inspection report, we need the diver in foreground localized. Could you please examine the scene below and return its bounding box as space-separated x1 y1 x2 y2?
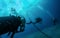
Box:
0 8 26 38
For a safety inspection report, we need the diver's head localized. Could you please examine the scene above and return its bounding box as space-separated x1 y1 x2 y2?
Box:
35 17 42 23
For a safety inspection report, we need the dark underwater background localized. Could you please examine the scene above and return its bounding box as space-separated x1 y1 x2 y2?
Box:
0 0 60 38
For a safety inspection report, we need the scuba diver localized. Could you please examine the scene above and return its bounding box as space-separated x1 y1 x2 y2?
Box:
35 17 42 23
8 8 26 38
0 8 26 38
26 17 42 24
53 18 58 25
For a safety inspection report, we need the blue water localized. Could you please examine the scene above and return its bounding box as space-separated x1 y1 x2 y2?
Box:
0 0 60 38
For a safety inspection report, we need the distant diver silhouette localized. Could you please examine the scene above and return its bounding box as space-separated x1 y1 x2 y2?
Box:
35 17 42 23
26 17 42 24
53 18 58 25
